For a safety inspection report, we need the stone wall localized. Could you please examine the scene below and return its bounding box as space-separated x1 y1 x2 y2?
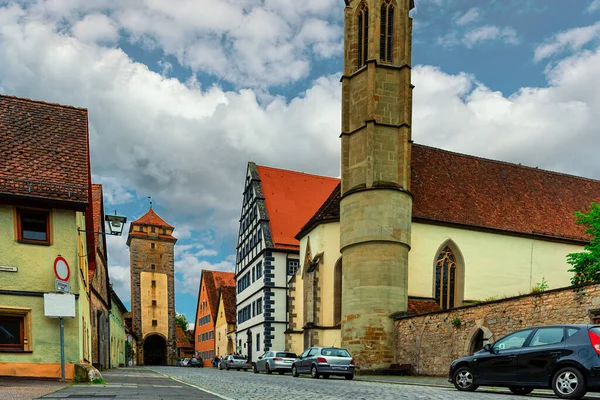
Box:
395 283 600 376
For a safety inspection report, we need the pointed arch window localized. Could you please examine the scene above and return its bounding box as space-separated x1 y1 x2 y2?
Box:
435 246 457 310
357 2 369 69
380 0 394 63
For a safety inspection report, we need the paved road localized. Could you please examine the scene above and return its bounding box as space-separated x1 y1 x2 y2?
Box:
152 366 600 400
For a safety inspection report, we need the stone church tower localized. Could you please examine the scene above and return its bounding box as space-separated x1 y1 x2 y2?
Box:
127 207 178 366
340 0 414 372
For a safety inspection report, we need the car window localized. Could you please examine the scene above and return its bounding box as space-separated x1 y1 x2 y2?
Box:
307 348 318 357
299 350 310 358
529 328 565 347
321 348 351 357
567 328 579 338
276 352 297 358
233 355 245 360
493 329 533 351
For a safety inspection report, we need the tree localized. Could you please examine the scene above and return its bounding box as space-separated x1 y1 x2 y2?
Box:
175 313 189 332
568 202 600 285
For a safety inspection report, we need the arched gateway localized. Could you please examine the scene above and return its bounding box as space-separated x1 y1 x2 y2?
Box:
144 335 167 365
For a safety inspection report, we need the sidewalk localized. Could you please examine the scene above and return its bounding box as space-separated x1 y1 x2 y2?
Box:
355 374 451 388
0 377 67 400
39 368 222 400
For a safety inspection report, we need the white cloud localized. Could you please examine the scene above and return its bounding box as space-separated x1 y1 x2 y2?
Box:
72 13 119 43
534 22 600 62
454 8 479 26
463 25 519 48
175 256 235 296
589 0 600 13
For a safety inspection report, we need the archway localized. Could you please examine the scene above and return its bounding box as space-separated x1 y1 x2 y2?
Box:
469 329 485 355
144 335 167 365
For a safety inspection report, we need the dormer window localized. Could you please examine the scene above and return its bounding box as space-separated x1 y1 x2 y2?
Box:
151 227 156 233
357 2 369 69
138 226 143 232
380 0 394 63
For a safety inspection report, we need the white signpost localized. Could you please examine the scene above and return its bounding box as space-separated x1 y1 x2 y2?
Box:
46 255 74 381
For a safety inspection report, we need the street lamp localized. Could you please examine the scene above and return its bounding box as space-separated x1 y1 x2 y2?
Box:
105 210 127 236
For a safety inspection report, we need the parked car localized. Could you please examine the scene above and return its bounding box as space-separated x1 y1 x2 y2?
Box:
176 358 190 367
291 347 355 380
187 357 203 367
449 324 600 399
220 355 250 371
254 351 297 374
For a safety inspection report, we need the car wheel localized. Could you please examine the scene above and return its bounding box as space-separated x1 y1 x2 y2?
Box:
278 371 285 375
509 387 533 395
453 367 479 392
292 365 299 378
253 365 259 374
322 374 330 379
226 366 230 371
552 367 586 399
266 364 272 375
311 365 320 379
345 374 354 381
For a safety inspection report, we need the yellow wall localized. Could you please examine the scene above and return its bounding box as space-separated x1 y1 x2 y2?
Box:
408 222 583 301
140 272 168 339
110 300 127 367
214 295 235 357
0 205 92 377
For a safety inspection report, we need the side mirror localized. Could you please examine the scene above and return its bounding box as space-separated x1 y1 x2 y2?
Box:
483 344 493 353
297 355 302 359
258 356 262 360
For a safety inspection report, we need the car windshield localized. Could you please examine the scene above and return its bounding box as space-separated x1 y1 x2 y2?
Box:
276 352 297 358
320 348 351 357
233 355 245 360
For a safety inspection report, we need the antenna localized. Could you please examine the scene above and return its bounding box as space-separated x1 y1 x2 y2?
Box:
147 196 153 209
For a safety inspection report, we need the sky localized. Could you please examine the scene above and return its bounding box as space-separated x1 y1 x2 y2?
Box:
1 0 600 326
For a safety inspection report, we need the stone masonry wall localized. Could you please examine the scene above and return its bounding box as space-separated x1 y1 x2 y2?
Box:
395 283 600 376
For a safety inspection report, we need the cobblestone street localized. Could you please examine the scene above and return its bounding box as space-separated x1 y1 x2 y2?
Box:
152 366 600 400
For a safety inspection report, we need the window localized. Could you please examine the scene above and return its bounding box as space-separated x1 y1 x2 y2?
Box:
256 334 260 352
162 229 167 234
151 280 156 287
237 305 252 323
287 259 300 276
17 209 50 244
151 243 156 249
493 329 533 352
152 320 158 327
567 328 579 338
256 263 263 279
256 298 263 315
151 264 156 270
435 246 457 310
333 258 342 325
138 226 143 232
379 0 394 63
529 328 565 347
151 227 156 233
252 267 256 282
237 273 251 293
307 348 318 357
152 300 157 307
0 316 24 351
357 2 369 69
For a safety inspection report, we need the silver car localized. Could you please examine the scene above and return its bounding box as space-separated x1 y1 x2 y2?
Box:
220 355 250 371
253 351 297 375
291 347 355 380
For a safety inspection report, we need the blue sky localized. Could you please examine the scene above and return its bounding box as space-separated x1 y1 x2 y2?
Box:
1 0 600 326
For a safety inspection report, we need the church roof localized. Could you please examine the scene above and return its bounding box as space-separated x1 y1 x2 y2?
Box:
256 165 339 250
197 270 235 326
219 285 237 325
297 143 600 243
131 208 174 229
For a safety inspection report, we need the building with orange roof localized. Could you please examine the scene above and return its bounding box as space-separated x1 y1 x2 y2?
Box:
234 163 338 361
214 286 236 358
194 270 235 365
127 206 177 365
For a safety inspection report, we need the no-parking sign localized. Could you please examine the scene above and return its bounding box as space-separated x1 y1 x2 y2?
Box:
54 256 70 293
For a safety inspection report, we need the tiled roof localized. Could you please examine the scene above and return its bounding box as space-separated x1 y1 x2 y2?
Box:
131 208 174 229
256 165 339 250
220 286 237 324
407 298 441 315
198 270 235 325
176 324 193 349
297 144 600 242
0 94 89 206
296 183 341 240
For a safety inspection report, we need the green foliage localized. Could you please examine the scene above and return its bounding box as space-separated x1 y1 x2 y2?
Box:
175 313 189 333
125 340 135 363
91 378 105 385
531 277 548 293
568 203 600 285
451 315 461 328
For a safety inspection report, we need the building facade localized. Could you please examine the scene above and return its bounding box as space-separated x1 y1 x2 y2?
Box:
215 286 236 358
234 163 337 361
109 288 128 368
194 270 234 366
127 208 177 366
0 94 94 379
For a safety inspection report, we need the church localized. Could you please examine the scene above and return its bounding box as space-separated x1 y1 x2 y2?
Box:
234 0 600 372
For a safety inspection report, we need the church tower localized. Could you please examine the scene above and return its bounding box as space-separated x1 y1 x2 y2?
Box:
127 207 177 366
340 0 414 372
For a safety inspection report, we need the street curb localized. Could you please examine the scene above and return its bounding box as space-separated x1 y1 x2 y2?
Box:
146 367 234 400
355 377 452 389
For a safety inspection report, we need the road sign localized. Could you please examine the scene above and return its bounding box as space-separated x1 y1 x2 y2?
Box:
54 256 70 281
56 280 70 293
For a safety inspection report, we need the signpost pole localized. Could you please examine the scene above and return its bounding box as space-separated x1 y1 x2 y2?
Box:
60 317 65 382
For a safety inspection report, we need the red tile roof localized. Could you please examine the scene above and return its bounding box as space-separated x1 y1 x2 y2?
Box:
407 298 442 315
256 165 339 250
197 270 235 325
220 286 237 324
0 94 90 206
176 324 193 349
131 208 174 229
297 144 600 242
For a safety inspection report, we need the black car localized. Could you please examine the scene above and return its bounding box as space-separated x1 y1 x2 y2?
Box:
187 357 203 367
449 324 600 399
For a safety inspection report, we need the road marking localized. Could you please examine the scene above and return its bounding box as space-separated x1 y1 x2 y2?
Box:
146 367 235 400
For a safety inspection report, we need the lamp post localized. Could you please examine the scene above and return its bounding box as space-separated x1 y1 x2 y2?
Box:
104 210 127 236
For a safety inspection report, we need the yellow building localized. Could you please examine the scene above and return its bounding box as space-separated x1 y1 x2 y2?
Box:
110 289 128 368
214 286 236 358
0 94 94 379
287 144 600 356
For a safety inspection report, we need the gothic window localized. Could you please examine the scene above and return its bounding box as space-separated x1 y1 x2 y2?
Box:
357 2 369 69
380 0 394 63
435 246 457 310
333 258 342 326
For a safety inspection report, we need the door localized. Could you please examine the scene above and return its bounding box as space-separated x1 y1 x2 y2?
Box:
297 349 311 373
518 327 566 385
302 348 319 373
257 352 270 372
475 329 533 385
